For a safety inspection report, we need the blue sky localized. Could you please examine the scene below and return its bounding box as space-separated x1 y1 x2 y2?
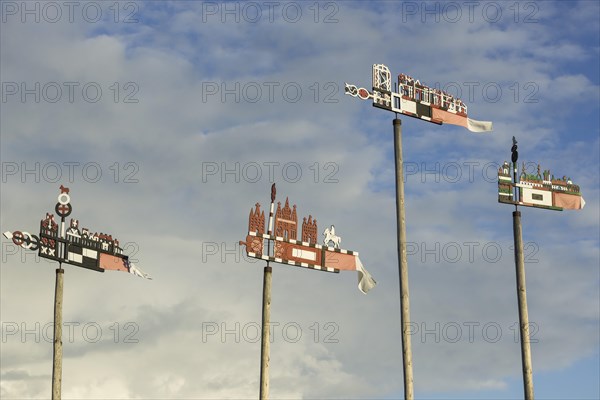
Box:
1 1 598 399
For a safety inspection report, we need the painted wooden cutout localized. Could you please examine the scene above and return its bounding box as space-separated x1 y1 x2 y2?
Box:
3 186 151 278
240 184 376 293
497 137 585 211
345 64 493 132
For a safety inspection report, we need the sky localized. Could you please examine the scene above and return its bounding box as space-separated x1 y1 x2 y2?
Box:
0 1 599 399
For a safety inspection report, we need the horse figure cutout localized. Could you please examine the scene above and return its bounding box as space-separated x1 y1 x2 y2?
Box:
323 225 341 249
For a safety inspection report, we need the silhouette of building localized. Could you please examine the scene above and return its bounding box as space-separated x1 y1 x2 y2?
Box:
301 215 318 244
249 203 265 234
275 197 297 240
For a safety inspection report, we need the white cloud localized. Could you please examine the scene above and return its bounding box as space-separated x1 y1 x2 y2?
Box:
1 2 598 399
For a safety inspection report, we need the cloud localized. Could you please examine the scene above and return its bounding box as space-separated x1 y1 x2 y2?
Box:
1 2 598 399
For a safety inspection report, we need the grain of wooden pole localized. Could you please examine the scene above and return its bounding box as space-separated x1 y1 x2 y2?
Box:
512 210 535 400
259 265 272 400
52 267 64 400
393 118 414 400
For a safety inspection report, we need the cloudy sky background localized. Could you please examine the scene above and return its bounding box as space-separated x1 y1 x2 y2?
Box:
1 1 599 399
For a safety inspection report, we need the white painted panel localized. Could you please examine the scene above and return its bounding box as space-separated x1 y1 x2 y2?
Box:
292 248 317 261
522 187 553 207
83 248 97 259
400 97 417 114
68 253 83 263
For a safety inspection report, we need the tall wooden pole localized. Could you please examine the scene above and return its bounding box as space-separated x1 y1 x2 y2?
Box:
259 265 272 400
512 210 535 400
52 266 64 400
393 118 414 399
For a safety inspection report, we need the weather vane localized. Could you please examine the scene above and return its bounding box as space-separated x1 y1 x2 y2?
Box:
239 183 375 399
3 185 149 400
345 63 493 400
4 185 150 277
497 138 584 400
240 183 375 292
498 136 585 210
345 63 492 132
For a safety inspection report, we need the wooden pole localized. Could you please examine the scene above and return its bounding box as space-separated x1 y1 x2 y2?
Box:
52 267 64 400
259 265 272 400
512 210 535 400
393 118 414 400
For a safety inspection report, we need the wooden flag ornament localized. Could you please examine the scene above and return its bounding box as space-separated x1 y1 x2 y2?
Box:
498 137 585 211
3 185 150 278
240 184 376 293
345 64 493 132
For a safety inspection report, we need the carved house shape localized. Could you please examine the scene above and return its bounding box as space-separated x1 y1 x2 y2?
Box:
301 215 318 244
275 197 297 241
249 203 265 235
98 233 113 251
